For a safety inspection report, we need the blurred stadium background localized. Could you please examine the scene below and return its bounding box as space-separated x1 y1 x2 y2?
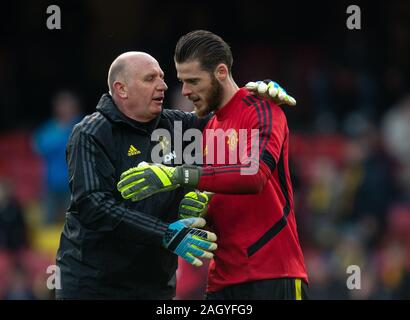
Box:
0 0 409 299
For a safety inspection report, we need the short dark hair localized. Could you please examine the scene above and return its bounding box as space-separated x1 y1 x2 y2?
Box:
174 30 233 74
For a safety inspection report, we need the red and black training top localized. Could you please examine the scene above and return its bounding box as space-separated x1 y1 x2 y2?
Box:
198 88 308 293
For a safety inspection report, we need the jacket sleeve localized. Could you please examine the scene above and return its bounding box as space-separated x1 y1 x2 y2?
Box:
66 125 169 245
197 100 287 194
164 109 211 132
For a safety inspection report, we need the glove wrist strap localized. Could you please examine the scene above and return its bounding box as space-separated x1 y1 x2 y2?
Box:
176 165 201 187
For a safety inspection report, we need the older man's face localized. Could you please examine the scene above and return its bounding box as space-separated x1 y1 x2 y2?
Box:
126 56 168 121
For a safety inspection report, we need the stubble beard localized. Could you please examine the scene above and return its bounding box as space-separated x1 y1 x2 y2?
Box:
195 75 223 118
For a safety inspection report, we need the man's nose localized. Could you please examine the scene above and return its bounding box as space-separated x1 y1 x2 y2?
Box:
157 79 168 91
181 83 191 97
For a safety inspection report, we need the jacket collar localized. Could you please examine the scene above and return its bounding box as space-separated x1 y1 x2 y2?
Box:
96 93 161 134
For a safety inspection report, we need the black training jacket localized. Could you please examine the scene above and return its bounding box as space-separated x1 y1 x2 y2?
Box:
56 93 208 299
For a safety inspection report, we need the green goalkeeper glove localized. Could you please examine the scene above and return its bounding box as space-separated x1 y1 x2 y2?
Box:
179 191 209 219
245 80 297 106
164 217 217 267
117 162 201 202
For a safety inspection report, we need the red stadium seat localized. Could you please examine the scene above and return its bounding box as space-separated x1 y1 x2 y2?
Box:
0 131 43 204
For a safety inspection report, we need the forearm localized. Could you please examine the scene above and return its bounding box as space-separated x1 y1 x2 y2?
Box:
197 162 271 194
76 191 169 245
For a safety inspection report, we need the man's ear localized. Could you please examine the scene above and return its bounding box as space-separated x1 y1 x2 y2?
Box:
113 81 127 98
214 63 229 81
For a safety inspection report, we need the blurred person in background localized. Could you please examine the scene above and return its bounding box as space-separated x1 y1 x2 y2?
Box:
0 178 32 300
33 91 82 225
382 96 410 203
341 113 395 247
0 178 27 252
2 263 36 300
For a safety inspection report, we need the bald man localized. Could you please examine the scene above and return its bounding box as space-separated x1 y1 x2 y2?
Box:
56 52 217 299
107 52 168 122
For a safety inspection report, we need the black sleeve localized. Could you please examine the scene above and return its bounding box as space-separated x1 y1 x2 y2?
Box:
164 109 211 132
66 126 169 245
